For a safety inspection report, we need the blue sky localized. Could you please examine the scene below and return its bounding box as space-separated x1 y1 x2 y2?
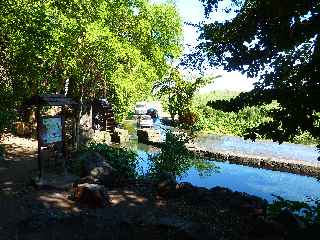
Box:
151 0 256 92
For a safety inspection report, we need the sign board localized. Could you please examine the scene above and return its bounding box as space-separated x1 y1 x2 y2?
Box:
40 116 62 145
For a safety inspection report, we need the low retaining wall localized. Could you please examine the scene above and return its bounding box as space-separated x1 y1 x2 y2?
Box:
148 141 320 178
193 148 320 178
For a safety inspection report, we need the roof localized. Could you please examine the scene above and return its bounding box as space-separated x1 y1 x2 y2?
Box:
26 94 78 106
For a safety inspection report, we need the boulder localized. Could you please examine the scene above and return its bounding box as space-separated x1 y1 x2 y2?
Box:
77 151 116 186
276 208 306 231
175 182 208 203
156 171 177 197
73 183 109 208
111 128 129 143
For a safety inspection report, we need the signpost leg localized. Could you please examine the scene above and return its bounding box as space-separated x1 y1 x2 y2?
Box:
36 107 42 180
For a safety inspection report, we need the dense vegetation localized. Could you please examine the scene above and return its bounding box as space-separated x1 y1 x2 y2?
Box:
153 67 219 124
149 130 216 177
191 91 317 145
88 143 138 179
0 0 183 130
268 196 320 226
191 0 320 148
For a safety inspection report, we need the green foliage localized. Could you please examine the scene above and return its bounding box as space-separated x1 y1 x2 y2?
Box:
0 110 16 135
69 154 86 177
0 0 183 122
193 0 320 148
191 91 317 145
88 143 138 179
153 67 220 125
192 91 273 135
268 196 320 225
149 130 216 177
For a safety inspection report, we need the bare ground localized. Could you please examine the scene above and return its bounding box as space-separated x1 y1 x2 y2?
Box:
0 134 314 240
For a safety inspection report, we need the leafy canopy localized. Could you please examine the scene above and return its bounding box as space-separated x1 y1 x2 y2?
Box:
0 0 183 122
153 67 220 123
194 0 320 146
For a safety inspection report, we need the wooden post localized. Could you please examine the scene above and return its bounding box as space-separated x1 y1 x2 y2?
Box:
61 111 67 175
36 107 42 180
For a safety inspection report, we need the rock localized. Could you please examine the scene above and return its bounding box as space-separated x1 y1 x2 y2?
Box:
174 182 204 203
276 208 306 231
74 175 99 185
79 151 116 186
238 203 264 216
73 183 109 208
137 129 161 144
210 186 232 194
156 171 177 197
249 218 286 239
111 128 129 143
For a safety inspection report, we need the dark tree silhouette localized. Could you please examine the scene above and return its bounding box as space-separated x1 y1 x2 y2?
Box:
192 0 320 149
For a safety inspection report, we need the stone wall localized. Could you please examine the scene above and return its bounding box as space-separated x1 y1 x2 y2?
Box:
189 146 320 178
137 129 161 144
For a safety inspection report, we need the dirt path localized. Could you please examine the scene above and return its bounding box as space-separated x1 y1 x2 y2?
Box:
0 135 38 230
0 134 314 240
0 134 37 193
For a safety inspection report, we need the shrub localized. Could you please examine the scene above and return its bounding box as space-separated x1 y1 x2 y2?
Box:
87 143 138 179
149 130 216 178
191 91 318 145
0 110 15 135
268 196 320 225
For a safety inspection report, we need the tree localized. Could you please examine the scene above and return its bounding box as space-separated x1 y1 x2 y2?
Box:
153 67 220 124
192 0 320 147
0 0 183 122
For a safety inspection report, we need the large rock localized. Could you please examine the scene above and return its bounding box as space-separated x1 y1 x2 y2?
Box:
78 152 115 186
73 183 109 208
276 208 306 231
155 171 177 197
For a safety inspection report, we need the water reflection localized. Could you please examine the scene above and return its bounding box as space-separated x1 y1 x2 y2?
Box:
123 119 319 165
132 143 320 203
121 120 320 203
179 161 320 202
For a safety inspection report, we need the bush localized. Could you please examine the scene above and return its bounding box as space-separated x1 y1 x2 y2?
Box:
191 91 318 145
268 196 320 225
178 110 198 129
87 143 138 179
0 110 15 135
149 130 216 178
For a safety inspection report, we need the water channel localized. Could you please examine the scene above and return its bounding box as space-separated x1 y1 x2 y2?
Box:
121 120 320 203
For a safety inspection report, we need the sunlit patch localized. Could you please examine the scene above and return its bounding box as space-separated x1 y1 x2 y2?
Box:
107 190 147 206
38 192 80 212
3 181 13 185
1 187 12 192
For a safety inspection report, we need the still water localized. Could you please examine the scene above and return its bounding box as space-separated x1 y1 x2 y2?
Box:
130 144 320 203
121 120 320 203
